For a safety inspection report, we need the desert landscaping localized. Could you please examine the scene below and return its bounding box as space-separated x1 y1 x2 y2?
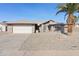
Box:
0 3 79 56
0 27 79 56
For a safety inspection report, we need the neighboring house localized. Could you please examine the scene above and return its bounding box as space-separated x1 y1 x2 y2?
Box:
39 20 57 32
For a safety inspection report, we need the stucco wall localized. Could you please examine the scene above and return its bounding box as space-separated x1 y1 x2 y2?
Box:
0 24 6 32
7 26 13 33
32 25 35 33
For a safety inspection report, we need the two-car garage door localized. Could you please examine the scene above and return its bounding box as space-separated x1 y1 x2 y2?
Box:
13 26 33 33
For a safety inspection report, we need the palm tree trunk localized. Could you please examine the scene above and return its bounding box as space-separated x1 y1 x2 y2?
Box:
67 14 75 33
67 23 73 33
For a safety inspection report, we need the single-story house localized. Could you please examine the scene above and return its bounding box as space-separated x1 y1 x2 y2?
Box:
0 20 37 33
0 20 57 33
0 20 78 34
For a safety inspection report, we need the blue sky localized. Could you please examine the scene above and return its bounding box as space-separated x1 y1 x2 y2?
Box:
0 3 71 23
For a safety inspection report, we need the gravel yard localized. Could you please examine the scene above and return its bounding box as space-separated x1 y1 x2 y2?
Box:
20 28 79 56
0 33 31 56
0 28 79 56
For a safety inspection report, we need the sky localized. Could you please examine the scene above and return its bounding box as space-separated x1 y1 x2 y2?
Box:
0 3 73 23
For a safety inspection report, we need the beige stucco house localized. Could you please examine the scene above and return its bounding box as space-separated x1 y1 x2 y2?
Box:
0 20 37 33
0 19 78 34
0 20 57 33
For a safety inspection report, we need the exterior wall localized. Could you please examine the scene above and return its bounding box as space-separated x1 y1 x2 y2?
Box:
75 25 79 28
40 21 55 32
2 25 6 32
45 24 48 32
51 25 55 31
64 27 67 33
40 24 47 32
7 26 13 33
0 24 6 32
0 24 2 31
32 25 35 33
40 24 55 32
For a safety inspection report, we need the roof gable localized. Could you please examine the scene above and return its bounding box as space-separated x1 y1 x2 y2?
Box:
41 20 57 24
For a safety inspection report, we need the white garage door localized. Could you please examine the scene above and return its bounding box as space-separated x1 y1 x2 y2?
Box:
13 26 33 33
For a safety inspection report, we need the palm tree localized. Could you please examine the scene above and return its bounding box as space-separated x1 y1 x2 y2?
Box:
56 3 79 34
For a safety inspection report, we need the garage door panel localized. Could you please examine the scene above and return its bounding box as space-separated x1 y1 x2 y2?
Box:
13 26 32 33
